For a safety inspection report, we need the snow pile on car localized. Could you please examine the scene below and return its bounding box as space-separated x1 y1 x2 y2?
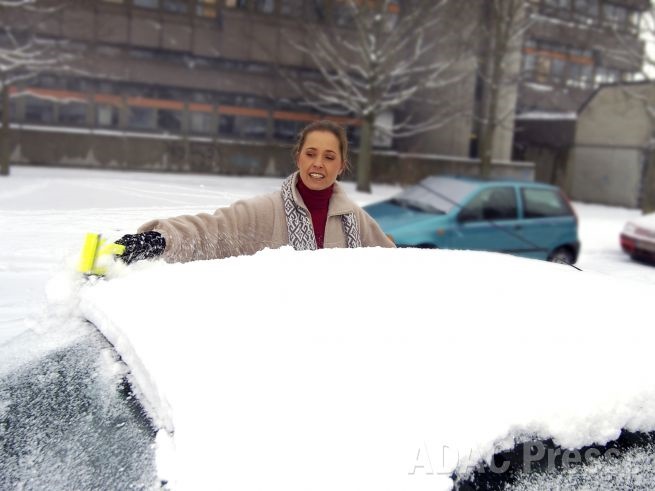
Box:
78 247 655 491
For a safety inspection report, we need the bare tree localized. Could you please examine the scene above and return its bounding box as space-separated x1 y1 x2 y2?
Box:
286 0 474 192
475 0 530 179
0 0 76 176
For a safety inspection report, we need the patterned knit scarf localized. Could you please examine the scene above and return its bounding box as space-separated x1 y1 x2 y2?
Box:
281 173 361 250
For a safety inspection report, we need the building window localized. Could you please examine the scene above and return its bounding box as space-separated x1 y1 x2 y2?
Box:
334 0 355 27
24 96 55 124
307 0 326 22
133 0 159 8
572 0 598 21
190 112 213 134
543 0 571 10
603 3 628 28
594 66 620 84
163 0 188 13
273 119 304 142
255 0 274 14
225 0 249 8
522 52 536 74
346 125 360 148
157 109 183 132
524 40 597 88
219 114 268 139
128 106 156 129
550 57 566 82
196 0 217 17
280 0 302 16
566 62 593 88
535 56 552 83
58 101 88 126
96 104 120 127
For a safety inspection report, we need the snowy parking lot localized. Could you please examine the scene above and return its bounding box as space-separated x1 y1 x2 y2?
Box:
1 166 655 490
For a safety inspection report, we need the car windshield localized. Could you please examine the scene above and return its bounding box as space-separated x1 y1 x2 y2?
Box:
391 177 478 214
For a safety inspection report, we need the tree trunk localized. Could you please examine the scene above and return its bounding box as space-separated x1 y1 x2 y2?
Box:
356 113 375 193
0 83 9 176
642 142 655 214
479 55 502 180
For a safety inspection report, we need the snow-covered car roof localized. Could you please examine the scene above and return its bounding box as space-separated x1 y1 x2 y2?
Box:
78 246 655 490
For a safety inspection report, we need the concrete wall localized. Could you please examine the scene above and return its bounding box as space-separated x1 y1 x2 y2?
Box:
567 83 654 206
569 146 643 207
576 85 654 148
8 127 533 185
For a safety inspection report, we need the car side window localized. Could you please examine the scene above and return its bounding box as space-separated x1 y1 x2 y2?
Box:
522 188 572 218
459 187 518 222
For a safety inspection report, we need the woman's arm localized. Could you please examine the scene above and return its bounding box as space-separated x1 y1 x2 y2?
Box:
138 193 282 263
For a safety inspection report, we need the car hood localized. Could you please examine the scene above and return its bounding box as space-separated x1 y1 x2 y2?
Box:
364 200 448 232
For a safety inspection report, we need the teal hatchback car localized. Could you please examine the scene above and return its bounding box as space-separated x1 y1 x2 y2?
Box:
364 176 580 264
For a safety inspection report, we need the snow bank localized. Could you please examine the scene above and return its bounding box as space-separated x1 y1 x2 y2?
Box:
78 247 655 490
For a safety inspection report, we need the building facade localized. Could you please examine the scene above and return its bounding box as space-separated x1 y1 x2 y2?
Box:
2 0 484 177
2 0 649 185
518 0 649 115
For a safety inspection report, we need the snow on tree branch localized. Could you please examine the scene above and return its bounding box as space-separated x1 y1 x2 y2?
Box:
289 0 469 132
0 0 84 87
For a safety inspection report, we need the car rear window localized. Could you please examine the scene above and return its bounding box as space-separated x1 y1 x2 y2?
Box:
521 187 572 218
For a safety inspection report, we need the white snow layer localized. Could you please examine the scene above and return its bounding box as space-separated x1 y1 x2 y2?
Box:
79 247 655 491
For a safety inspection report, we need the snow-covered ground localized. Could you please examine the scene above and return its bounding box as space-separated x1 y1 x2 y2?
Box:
1 166 654 490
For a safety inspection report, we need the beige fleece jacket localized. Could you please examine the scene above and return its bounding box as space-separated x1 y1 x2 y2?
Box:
138 173 395 263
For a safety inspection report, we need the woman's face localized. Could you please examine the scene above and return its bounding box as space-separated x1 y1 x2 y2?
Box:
296 130 345 191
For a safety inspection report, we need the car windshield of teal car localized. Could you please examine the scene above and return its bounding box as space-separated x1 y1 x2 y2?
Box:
390 176 477 215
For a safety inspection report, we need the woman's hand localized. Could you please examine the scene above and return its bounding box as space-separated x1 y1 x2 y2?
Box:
115 231 166 264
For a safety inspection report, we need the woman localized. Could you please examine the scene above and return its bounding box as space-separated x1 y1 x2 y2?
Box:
116 120 395 264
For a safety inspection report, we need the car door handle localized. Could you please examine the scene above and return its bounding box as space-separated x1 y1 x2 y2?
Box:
514 225 522 231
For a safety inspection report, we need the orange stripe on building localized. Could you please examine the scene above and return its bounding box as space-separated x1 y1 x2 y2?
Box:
218 105 268 118
524 47 592 65
273 110 320 122
127 97 185 110
189 102 214 112
94 93 123 106
325 115 361 126
569 55 592 65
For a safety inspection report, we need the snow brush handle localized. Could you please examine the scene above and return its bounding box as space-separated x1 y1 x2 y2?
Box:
77 233 126 276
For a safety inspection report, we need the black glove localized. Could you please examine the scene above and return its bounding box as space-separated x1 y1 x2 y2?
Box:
115 231 166 265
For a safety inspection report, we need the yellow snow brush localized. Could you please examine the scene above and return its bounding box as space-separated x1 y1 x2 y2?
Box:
77 233 126 276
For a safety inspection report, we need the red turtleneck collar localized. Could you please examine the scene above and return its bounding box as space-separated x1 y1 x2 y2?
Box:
296 177 334 249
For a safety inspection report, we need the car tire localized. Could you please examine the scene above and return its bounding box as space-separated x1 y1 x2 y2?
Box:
548 247 574 265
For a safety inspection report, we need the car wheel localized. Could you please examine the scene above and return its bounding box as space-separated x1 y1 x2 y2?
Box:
548 247 574 265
